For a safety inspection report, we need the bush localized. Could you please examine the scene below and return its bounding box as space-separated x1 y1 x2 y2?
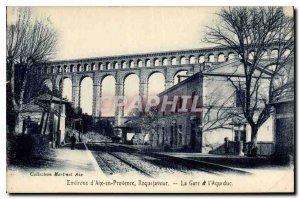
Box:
7 133 50 165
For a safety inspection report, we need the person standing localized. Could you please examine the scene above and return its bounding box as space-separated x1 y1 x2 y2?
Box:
70 134 76 150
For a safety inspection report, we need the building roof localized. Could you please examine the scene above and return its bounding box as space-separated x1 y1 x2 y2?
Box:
271 82 294 104
21 101 44 113
115 119 141 128
21 93 68 115
37 93 69 103
158 72 200 96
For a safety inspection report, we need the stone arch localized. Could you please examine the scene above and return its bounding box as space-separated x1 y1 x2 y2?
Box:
228 52 235 60
189 55 196 64
271 49 279 58
180 56 186 65
248 50 255 60
162 57 168 66
98 71 116 85
137 59 143 67
65 65 70 72
98 62 104 70
148 71 165 96
154 58 160 67
78 64 83 72
56 74 73 87
91 63 97 70
145 59 151 67
199 55 205 63
173 69 189 85
51 66 56 73
121 61 127 69
121 71 139 84
146 70 166 82
208 54 215 62
84 63 90 71
57 65 62 73
70 64 74 72
74 65 78 72
42 78 53 91
79 74 93 84
79 76 93 115
112 61 118 69
129 60 135 68
101 75 116 116
106 62 111 70
124 73 140 116
47 67 51 74
62 77 72 102
171 57 177 65
218 53 225 62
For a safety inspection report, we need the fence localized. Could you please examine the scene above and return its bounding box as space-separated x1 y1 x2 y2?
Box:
210 141 274 156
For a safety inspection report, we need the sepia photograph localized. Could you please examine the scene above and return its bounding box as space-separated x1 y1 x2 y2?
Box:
5 6 294 193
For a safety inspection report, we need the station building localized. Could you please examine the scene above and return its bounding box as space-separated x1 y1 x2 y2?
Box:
154 60 275 154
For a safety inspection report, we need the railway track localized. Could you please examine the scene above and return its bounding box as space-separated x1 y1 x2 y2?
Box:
107 143 251 176
87 143 153 177
105 150 153 177
87 142 251 176
105 144 192 175
93 152 116 175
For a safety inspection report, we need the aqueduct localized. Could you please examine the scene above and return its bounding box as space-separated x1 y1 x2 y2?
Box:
37 45 287 125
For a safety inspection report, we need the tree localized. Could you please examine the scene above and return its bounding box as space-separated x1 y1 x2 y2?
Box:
7 8 58 134
204 7 294 155
128 106 162 145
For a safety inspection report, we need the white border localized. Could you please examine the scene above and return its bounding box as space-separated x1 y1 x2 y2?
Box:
1 1 298 198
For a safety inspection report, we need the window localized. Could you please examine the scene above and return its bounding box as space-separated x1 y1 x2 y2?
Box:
161 127 165 145
236 90 246 108
177 124 183 146
178 125 182 132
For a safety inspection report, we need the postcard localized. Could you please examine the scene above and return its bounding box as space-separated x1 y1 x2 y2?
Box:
6 6 294 193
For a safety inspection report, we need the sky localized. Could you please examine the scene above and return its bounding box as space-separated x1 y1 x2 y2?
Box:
7 6 294 115
28 7 220 60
